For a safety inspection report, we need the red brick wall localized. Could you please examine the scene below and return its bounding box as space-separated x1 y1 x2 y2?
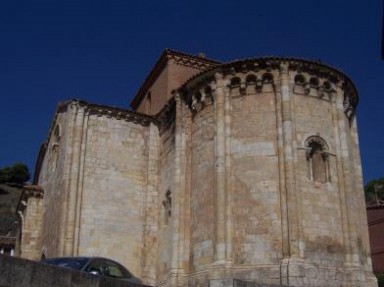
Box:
367 206 384 274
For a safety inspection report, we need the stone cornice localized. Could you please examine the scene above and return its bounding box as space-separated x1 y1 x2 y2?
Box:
85 102 157 126
178 57 358 124
130 49 220 110
23 185 44 198
17 185 44 213
47 100 157 145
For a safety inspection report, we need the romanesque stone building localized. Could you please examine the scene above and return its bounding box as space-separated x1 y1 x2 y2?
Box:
18 50 377 286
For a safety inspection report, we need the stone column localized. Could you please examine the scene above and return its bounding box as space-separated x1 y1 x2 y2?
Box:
58 102 77 256
74 110 89 256
214 73 227 264
350 118 373 271
330 85 352 264
141 122 160 285
63 102 86 256
171 93 188 286
279 63 300 257
275 70 289 260
278 63 304 286
179 98 192 279
335 85 361 266
224 85 233 263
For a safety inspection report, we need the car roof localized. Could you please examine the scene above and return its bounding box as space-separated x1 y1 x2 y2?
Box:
42 256 126 264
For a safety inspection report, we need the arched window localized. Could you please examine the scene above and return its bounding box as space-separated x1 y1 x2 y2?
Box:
230 77 241 87
305 136 330 183
262 73 274 84
309 77 319 87
294 74 306 85
246 74 257 84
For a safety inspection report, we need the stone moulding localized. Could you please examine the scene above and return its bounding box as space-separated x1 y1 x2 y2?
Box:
16 185 44 214
46 100 157 146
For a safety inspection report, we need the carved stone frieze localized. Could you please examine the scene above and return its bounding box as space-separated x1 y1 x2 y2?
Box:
293 73 335 101
85 104 155 126
171 54 218 71
179 58 358 125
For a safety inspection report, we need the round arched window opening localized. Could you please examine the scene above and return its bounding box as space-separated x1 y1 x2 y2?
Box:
262 73 274 84
246 74 257 84
309 77 319 87
230 77 241 87
294 74 306 85
305 136 330 183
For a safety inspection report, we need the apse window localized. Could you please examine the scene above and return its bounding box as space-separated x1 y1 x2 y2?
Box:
305 136 330 183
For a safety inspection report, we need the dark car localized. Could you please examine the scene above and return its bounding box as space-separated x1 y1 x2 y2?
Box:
41 256 142 284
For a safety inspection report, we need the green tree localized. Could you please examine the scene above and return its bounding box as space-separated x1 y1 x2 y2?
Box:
0 163 30 185
364 177 384 206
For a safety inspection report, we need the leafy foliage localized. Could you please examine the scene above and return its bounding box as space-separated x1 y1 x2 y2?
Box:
376 273 384 287
0 184 22 236
364 177 384 206
0 163 30 185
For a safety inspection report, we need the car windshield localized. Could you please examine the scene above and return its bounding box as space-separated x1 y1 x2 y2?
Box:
42 257 89 270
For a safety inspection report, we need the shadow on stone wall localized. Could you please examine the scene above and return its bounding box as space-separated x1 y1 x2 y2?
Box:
0 255 149 287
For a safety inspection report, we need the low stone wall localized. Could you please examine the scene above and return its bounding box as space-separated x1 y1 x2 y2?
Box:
0 255 147 287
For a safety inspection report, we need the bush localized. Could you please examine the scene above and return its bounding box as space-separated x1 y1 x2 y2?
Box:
0 163 30 184
377 273 384 287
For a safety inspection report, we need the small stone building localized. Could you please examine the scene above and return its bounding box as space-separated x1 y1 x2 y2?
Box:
17 49 377 286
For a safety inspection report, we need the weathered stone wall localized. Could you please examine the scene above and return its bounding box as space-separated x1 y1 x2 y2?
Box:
76 112 149 278
190 104 215 271
292 83 345 266
18 188 44 260
141 123 160 285
156 119 176 282
230 84 281 267
36 102 153 282
38 109 72 258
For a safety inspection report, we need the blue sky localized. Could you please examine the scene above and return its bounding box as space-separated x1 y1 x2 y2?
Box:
0 0 383 184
